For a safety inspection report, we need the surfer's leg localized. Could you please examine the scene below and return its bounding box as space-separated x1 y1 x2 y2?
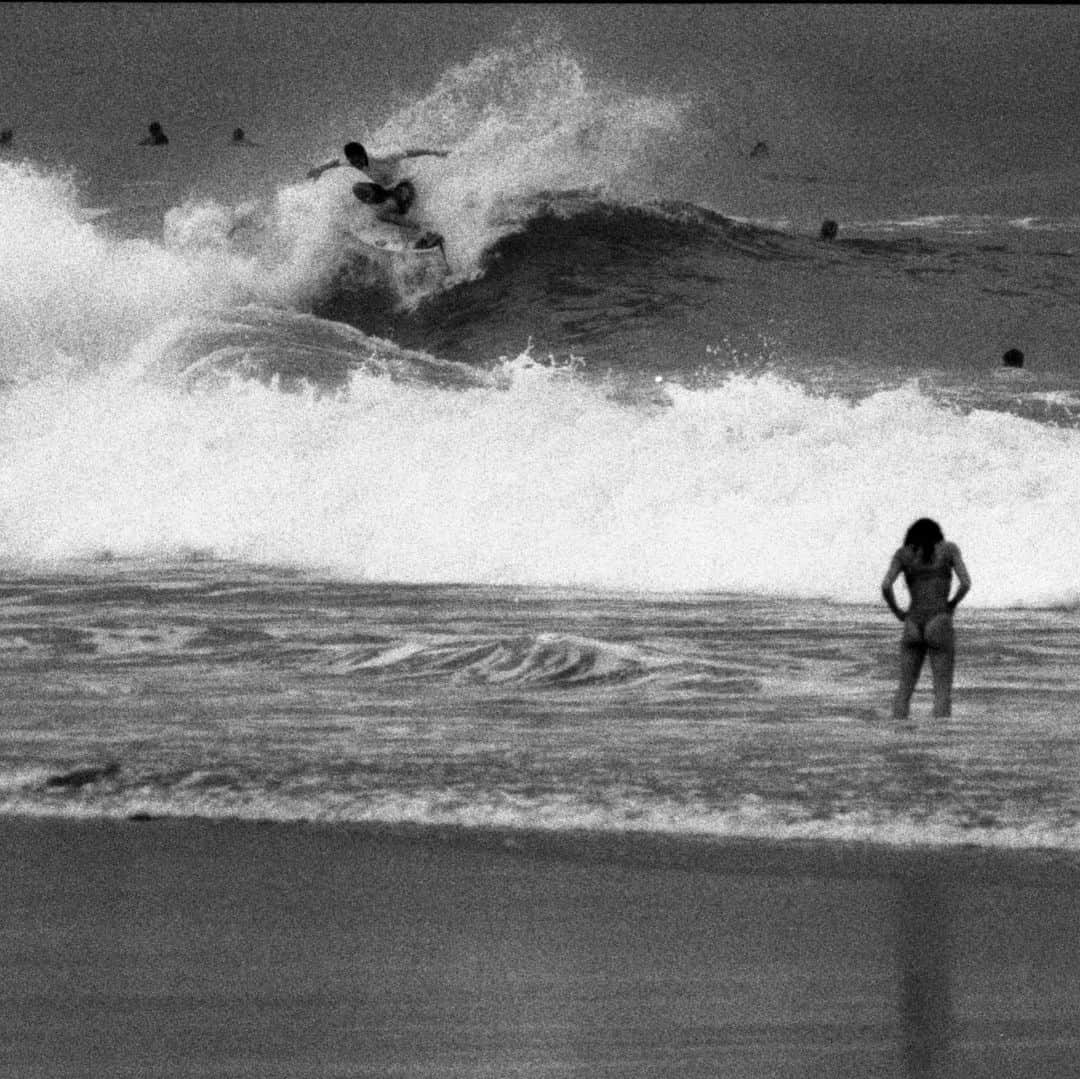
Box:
353 182 388 205
893 622 926 721
391 180 416 215
925 614 955 718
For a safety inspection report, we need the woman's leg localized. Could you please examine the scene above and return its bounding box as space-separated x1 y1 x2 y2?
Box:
925 614 956 718
893 626 926 720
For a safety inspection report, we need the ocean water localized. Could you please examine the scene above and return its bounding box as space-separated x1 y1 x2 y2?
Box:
3 43 1080 851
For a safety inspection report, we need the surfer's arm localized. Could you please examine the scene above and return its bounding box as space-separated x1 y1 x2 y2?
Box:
946 543 971 611
387 148 450 162
881 552 907 621
306 159 341 180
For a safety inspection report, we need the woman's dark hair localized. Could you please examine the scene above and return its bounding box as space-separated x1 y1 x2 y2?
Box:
904 517 944 563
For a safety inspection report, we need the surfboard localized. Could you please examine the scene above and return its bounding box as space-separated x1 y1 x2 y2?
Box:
346 216 444 257
344 216 449 291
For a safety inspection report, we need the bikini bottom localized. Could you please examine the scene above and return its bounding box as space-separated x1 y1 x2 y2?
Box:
902 611 953 651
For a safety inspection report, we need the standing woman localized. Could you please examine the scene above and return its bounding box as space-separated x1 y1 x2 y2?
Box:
881 518 972 720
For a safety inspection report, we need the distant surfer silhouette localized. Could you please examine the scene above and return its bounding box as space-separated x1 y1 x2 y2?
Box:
232 127 259 147
819 219 839 241
306 140 448 216
1002 348 1024 368
0 128 12 148
140 121 168 146
749 140 769 159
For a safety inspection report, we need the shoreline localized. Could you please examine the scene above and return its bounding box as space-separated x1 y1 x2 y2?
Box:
5 811 1080 884
4 816 1080 1078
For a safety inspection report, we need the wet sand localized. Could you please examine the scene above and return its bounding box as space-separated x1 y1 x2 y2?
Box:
2 818 1079 1078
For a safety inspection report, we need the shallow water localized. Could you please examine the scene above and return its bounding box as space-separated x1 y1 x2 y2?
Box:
2 562 1078 851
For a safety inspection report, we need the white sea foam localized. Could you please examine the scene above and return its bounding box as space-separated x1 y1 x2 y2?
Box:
6 786 1080 853
0 162 227 377
2 343 1080 606
364 35 687 271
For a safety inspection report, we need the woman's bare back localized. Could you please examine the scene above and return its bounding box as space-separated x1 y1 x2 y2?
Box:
898 540 958 617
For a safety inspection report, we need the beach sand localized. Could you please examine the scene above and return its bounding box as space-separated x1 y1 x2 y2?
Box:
2 819 1079 1079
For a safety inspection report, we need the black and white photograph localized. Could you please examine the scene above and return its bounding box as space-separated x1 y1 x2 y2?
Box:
2 5 1080 1076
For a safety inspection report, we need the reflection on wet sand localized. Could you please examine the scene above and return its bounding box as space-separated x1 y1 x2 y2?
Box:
897 871 956 1077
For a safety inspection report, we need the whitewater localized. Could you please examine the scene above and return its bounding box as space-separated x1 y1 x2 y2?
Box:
6 153 1080 605
3 42 1080 847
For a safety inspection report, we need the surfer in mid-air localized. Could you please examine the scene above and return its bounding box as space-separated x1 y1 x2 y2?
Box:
306 141 448 216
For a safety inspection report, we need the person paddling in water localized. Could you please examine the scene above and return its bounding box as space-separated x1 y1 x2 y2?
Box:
306 141 448 216
881 518 971 720
140 121 169 147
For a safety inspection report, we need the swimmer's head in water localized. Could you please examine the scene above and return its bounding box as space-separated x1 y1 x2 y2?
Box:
344 142 369 168
904 518 944 563
148 122 163 135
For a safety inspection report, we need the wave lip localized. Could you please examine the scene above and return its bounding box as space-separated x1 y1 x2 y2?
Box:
145 305 486 393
